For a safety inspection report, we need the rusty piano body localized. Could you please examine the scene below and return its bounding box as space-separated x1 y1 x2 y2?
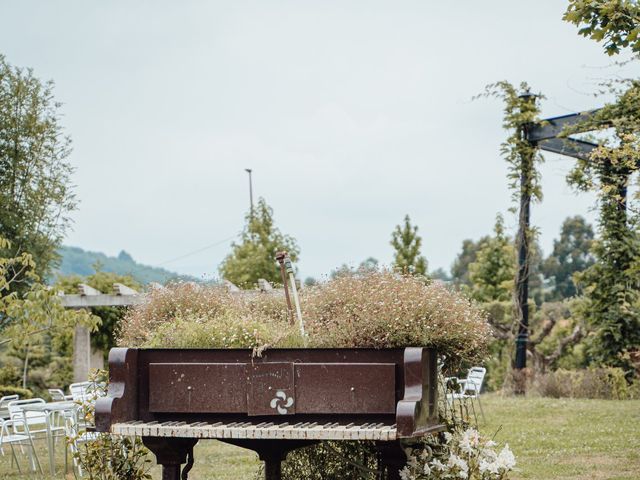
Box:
95 346 442 479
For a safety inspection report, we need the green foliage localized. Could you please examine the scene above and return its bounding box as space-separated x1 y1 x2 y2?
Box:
0 55 76 284
468 215 515 303
0 236 98 392
542 216 595 300
57 246 195 284
451 237 490 287
219 198 300 289
0 385 33 399
564 0 640 55
563 85 640 375
282 441 379 479
73 370 152 479
390 214 427 275
478 82 544 207
480 300 514 391
430 267 452 282
533 367 640 399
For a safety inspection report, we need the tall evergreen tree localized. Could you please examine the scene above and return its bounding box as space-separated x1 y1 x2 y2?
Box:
390 215 427 275
468 215 515 303
0 55 76 284
451 237 490 287
543 216 595 300
219 198 299 288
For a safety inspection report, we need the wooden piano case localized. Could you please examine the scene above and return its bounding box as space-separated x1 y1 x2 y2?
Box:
96 347 441 480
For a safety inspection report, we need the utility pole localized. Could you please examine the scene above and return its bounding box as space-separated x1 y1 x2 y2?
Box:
245 168 254 217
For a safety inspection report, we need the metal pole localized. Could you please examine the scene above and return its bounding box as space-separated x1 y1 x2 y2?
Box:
515 90 536 391
245 168 254 216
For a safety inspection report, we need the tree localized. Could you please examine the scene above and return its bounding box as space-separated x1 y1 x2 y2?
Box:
567 128 640 372
543 216 595 300
430 268 451 282
330 257 380 279
468 215 515 303
0 55 76 284
390 215 427 275
564 0 640 55
219 198 300 288
451 237 490 287
563 0 640 376
0 237 96 390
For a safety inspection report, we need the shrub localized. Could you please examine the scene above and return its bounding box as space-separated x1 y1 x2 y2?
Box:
282 441 379 479
0 385 33 399
118 272 491 367
532 368 640 400
302 272 491 367
72 370 152 479
118 282 302 352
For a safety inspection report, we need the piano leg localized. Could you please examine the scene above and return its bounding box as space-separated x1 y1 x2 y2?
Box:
142 437 198 480
263 455 283 480
222 439 315 480
376 441 407 480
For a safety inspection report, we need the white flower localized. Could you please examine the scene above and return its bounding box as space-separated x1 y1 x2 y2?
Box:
448 453 469 478
462 428 481 447
496 444 516 470
423 463 432 475
480 459 500 475
443 431 453 444
399 466 414 480
431 458 446 471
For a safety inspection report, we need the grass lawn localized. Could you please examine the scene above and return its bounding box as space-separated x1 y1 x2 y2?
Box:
0 395 637 479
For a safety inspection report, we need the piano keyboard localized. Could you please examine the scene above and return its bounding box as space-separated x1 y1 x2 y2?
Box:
111 420 398 441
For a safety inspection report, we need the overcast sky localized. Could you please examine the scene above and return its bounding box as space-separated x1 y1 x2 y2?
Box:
1 1 637 280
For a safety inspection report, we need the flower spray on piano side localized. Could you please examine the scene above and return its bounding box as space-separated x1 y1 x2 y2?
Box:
399 428 516 480
68 369 152 480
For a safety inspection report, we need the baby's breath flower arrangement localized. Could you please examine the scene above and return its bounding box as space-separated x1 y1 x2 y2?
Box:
118 272 491 367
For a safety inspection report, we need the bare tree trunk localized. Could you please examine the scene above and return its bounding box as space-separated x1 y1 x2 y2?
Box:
22 344 30 390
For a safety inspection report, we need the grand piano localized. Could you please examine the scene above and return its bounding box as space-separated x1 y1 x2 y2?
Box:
96 346 442 479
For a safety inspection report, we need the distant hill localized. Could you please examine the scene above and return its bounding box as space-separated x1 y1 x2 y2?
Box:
55 246 198 285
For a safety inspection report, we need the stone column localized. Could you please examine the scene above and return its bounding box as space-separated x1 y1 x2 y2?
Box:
73 324 91 382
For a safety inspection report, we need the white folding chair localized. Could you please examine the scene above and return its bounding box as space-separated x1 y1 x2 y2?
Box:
2 399 45 473
69 382 92 402
446 366 487 422
0 395 19 456
48 389 67 402
9 398 68 472
0 394 20 410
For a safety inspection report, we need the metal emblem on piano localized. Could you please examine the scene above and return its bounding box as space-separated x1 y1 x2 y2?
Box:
269 390 294 414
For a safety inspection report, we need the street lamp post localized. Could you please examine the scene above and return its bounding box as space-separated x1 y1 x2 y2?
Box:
245 168 254 216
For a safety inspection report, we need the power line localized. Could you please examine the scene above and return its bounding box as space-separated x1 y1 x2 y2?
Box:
156 233 239 266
